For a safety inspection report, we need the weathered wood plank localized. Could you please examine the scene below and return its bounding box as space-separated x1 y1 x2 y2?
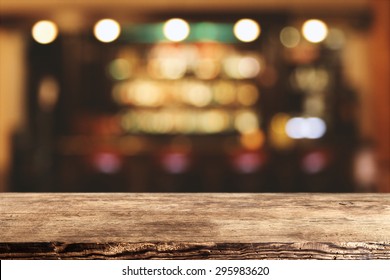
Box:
1 242 390 260
1 193 390 259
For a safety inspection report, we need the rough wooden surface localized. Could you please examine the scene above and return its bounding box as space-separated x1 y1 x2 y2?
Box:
1 193 390 259
1 242 390 260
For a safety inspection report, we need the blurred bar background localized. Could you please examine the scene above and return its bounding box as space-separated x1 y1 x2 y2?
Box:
0 0 388 192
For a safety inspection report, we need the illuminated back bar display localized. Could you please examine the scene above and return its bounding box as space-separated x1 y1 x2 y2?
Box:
24 12 363 192
108 20 262 136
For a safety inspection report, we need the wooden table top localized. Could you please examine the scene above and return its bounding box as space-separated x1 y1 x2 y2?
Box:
1 193 390 259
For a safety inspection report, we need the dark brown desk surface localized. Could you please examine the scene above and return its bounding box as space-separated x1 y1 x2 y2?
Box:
1 193 389 259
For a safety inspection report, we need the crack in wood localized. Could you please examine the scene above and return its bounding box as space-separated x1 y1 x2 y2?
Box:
1 242 389 259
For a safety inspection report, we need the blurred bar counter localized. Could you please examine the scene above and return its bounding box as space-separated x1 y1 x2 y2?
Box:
1 0 389 193
1 193 389 259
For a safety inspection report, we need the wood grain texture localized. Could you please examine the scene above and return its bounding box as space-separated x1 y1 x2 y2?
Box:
1 193 390 259
1 242 390 260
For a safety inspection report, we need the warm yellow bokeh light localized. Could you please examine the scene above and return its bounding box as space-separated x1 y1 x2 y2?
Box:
159 58 187 79
200 110 229 133
32 20 58 44
271 113 290 134
234 19 260 42
109 59 131 80
163 18 190 42
94 19 121 43
213 81 236 105
234 110 259 133
302 19 328 43
280 26 300 48
269 113 294 150
132 81 163 107
238 56 261 78
240 130 265 150
186 83 212 107
237 84 259 106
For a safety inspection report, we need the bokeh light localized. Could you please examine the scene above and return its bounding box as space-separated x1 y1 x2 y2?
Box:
301 150 328 174
108 59 131 80
240 129 265 150
234 19 260 42
160 151 190 174
223 55 242 79
163 18 190 42
354 148 377 187
32 20 58 44
236 84 259 106
150 111 174 133
234 110 259 133
199 110 229 133
213 81 236 105
94 19 121 43
325 28 346 50
231 151 263 174
280 26 300 48
121 108 238 134
271 113 290 135
92 152 122 174
292 66 329 92
305 117 326 139
285 117 326 139
194 58 220 80
286 117 308 139
269 113 294 149
185 83 212 107
238 56 261 78
38 76 59 111
159 58 187 79
132 81 163 107
302 19 328 43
